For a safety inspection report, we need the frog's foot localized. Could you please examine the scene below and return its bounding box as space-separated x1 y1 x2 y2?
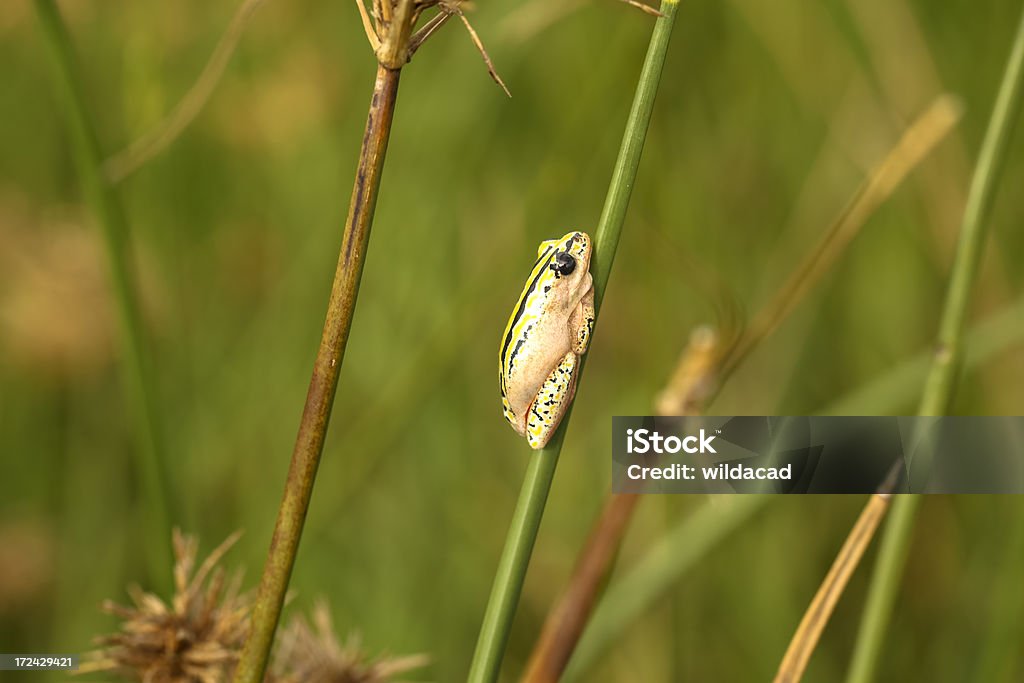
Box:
526 351 578 449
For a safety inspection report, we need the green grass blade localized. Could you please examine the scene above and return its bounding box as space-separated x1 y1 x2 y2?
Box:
33 0 175 590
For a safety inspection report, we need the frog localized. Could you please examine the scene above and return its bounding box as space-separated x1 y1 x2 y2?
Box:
499 231 595 449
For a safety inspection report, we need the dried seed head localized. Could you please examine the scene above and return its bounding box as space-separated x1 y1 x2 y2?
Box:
273 600 428 683
78 529 249 683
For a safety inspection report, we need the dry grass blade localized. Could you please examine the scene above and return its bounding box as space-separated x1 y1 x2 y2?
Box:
402 0 507 91
358 0 382 51
442 1 511 97
773 467 902 683
617 0 665 18
103 0 265 183
409 10 452 56
720 94 963 379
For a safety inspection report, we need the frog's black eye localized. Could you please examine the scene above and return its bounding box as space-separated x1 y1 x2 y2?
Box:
552 251 576 276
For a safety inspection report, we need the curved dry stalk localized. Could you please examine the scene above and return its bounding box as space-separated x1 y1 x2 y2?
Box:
357 0 382 51
772 469 900 683
450 6 511 97
103 0 266 183
719 94 962 380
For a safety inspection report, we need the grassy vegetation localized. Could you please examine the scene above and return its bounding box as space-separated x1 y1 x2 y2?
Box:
1 1 1023 681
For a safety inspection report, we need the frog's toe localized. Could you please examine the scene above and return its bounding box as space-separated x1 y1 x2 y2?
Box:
526 352 578 449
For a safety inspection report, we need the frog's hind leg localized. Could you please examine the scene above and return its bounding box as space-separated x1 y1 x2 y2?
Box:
526 351 579 449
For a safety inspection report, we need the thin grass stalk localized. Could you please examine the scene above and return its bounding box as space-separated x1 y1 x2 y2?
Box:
466 3 680 681
233 63 403 683
33 0 174 589
846 8 1024 683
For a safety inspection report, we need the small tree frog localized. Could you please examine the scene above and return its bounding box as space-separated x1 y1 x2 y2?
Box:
499 231 595 449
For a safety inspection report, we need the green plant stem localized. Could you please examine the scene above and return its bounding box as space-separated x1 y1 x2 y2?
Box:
233 64 403 683
466 4 679 681
34 0 174 590
845 7 1024 683
918 10 1024 417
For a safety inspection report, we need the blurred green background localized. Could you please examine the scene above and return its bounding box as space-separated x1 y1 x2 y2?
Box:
2 0 1024 680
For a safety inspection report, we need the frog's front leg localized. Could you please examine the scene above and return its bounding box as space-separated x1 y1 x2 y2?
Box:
526 351 579 449
570 283 596 355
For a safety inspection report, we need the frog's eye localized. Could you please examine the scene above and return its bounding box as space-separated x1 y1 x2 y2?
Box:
552 251 577 276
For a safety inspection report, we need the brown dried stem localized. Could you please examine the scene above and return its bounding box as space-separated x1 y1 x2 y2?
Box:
234 65 402 683
772 468 901 683
443 2 512 97
234 3 419 680
618 0 665 18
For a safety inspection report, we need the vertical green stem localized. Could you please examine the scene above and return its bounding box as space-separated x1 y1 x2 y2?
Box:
845 6 1024 683
918 6 1024 417
34 0 174 589
233 64 402 683
466 4 680 681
